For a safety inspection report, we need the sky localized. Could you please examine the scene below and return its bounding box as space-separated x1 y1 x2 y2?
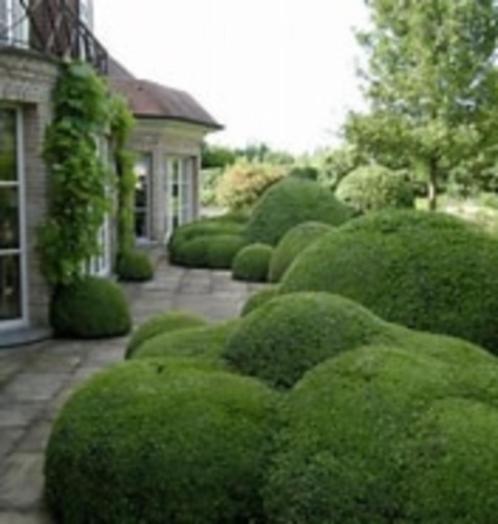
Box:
95 0 370 155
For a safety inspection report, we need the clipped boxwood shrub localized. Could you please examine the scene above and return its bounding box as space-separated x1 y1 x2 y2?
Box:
206 234 249 269
46 360 277 524
50 276 131 339
126 310 207 358
116 250 154 282
281 210 498 353
264 343 498 523
246 177 352 245
232 243 273 282
241 286 281 316
132 320 240 366
336 164 414 213
268 222 333 282
225 292 400 388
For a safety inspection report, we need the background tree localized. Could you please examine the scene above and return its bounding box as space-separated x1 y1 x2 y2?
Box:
346 0 498 210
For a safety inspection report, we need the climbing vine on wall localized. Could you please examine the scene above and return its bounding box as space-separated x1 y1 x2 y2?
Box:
39 61 135 287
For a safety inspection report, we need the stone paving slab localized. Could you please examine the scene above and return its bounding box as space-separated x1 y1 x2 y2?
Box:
0 259 260 522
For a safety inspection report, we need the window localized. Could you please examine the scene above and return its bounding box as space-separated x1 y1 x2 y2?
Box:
166 157 194 238
134 153 153 241
0 0 29 47
0 107 26 326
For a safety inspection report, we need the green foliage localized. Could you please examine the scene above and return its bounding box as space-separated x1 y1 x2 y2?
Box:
216 160 287 211
132 320 240 366
224 292 397 389
288 165 320 181
50 276 131 338
268 222 333 282
39 62 114 286
281 209 498 352
116 250 154 282
336 164 415 213
126 310 207 358
317 144 367 190
264 343 498 523
45 360 277 524
206 235 249 269
246 177 353 245
232 244 273 282
241 286 281 316
200 167 224 206
201 143 237 169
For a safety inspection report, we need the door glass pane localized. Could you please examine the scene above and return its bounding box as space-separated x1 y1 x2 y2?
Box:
0 187 19 249
0 109 17 182
0 255 21 320
134 154 152 239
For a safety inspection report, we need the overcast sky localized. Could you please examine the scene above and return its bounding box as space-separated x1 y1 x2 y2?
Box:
95 0 369 154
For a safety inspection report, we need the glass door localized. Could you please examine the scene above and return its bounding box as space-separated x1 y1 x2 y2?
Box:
0 107 25 327
134 153 152 242
166 157 193 239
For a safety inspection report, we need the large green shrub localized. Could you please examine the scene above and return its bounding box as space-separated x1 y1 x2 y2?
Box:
336 164 415 213
281 210 498 353
116 250 154 282
268 222 333 282
45 360 276 524
246 177 352 245
126 310 207 358
207 235 249 269
132 320 240 366
264 343 498 523
50 276 131 338
232 244 273 282
241 286 281 316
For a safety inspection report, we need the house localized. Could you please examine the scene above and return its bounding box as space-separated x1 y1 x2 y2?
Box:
0 0 221 345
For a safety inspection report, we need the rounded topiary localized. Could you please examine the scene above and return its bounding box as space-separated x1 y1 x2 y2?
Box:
116 250 154 282
232 243 273 282
46 360 276 524
241 286 281 316
281 210 498 353
268 222 333 282
126 310 207 358
132 320 240 366
336 164 414 213
206 234 249 269
50 276 131 338
224 292 399 389
246 177 353 245
264 343 498 524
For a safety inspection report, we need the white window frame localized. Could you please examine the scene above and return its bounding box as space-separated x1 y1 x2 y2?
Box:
134 152 153 244
166 156 194 239
0 106 28 330
0 0 29 47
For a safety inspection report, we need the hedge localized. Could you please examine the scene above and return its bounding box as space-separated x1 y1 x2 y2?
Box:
46 360 277 524
241 286 281 316
336 164 414 213
246 177 353 245
264 343 498 523
268 222 333 282
126 310 207 358
281 209 498 353
232 244 273 282
116 250 154 282
50 276 131 339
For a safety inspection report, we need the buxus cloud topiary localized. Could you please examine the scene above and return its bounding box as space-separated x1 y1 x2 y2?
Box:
232 243 273 282
281 209 498 353
45 359 277 524
116 250 154 282
241 286 281 316
50 276 131 339
246 177 353 245
264 343 498 523
268 221 333 282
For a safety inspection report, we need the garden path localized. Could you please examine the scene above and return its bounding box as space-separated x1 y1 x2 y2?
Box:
0 258 262 523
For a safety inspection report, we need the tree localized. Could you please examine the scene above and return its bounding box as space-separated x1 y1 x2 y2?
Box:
346 0 498 209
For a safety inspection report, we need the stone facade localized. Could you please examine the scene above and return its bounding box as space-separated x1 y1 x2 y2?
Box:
0 49 59 332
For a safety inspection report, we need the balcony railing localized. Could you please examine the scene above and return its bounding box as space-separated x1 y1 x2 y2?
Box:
0 0 108 74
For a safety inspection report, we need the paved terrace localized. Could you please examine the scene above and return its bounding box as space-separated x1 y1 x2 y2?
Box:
0 259 264 523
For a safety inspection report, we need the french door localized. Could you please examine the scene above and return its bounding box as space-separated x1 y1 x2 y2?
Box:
166 157 193 238
0 107 26 328
134 153 153 242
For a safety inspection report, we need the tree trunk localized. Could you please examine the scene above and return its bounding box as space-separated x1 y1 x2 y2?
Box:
427 160 438 211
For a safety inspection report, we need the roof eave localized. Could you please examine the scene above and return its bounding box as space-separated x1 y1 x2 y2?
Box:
134 113 224 131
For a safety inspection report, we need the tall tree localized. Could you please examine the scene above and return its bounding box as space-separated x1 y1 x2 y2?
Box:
346 0 498 209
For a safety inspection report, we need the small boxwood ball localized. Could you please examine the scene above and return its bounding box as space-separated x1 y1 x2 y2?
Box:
268 221 333 282
264 343 498 524
116 250 154 282
281 209 498 353
232 243 273 282
224 292 397 388
50 276 131 339
126 310 207 358
132 320 240 367
45 360 277 524
241 286 281 316
206 234 248 269
246 177 353 245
